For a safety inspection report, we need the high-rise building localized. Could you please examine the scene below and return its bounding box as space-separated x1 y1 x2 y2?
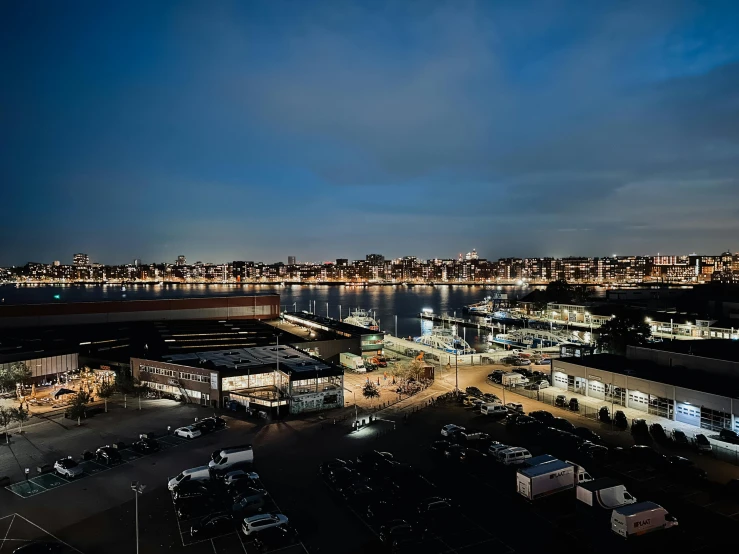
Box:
366 254 385 266
133 258 141 267
176 255 187 266
73 253 89 266
52 260 60 267
288 256 296 265
465 249 479 261
336 259 348 267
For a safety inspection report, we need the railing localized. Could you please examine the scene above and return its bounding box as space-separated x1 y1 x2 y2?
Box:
177 380 191 404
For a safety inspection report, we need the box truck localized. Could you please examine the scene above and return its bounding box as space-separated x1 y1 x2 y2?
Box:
502 373 528 387
611 501 678 539
340 352 366 372
577 478 636 510
516 459 575 500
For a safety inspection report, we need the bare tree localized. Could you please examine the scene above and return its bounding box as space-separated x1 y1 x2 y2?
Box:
12 405 29 433
0 407 13 444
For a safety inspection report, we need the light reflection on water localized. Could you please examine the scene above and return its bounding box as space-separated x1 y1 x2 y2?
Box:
1 283 606 352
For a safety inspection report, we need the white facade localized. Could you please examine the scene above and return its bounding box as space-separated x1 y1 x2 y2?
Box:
552 359 739 433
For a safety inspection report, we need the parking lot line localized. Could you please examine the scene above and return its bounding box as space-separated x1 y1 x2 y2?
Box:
0 514 16 552
12 513 84 553
5 481 47 499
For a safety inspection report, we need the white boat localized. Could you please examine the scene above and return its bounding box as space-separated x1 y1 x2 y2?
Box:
415 326 475 355
343 309 379 331
466 297 492 313
488 328 585 351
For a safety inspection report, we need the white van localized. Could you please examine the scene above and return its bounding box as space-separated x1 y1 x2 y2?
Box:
496 447 532 466
611 501 678 538
481 403 507 416
209 445 254 475
168 465 211 490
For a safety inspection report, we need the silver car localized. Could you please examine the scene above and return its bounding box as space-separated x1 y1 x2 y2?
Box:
54 456 83 478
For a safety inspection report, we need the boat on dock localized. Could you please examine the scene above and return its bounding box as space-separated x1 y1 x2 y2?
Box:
343 309 380 331
484 310 526 325
466 297 492 313
415 326 475 355
489 328 586 351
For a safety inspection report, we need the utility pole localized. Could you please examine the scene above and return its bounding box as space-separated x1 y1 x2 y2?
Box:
131 481 146 554
455 352 458 392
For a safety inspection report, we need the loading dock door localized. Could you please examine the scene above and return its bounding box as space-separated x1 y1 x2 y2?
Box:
552 372 568 390
675 403 700 427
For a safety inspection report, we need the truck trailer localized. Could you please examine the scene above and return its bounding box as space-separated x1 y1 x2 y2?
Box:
611 501 678 539
577 478 636 510
340 352 366 372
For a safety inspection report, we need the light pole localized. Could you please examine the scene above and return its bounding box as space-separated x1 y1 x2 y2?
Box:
326 302 329 318
131 481 146 554
670 318 673 341
394 315 397 338
339 305 342 320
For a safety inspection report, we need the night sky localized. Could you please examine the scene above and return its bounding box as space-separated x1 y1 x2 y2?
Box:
2 1 738 266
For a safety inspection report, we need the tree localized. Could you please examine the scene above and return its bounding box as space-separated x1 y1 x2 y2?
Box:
0 362 32 394
67 390 91 426
361 381 380 405
544 280 574 304
12 405 29 433
0 407 13 443
97 381 117 413
597 310 652 355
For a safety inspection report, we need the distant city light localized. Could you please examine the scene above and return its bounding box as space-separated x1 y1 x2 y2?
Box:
422 308 433 313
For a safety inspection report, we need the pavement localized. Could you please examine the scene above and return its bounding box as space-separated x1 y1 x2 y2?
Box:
1 366 739 554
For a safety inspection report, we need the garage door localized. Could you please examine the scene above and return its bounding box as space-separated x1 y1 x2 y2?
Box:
675 403 700 427
589 381 605 400
627 391 649 412
552 372 568 390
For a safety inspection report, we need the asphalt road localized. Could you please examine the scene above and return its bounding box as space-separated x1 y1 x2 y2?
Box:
2 377 739 554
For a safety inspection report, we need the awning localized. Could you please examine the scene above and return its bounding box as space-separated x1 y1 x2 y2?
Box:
54 388 76 398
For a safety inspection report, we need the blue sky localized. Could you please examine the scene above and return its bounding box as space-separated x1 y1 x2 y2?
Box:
2 0 738 265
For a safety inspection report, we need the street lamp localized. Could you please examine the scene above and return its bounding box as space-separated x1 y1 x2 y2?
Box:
131 481 146 554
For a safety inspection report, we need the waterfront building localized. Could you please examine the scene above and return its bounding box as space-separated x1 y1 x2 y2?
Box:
73 253 89 266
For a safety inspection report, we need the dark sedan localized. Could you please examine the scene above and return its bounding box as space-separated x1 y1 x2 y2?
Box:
189 512 235 539
131 437 160 454
95 446 122 465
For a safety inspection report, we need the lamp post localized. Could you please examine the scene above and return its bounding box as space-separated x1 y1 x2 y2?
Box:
395 315 398 338
670 318 674 341
131 481 146 554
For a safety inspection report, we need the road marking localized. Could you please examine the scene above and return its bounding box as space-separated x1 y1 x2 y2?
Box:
0 513 16 553
12 513 84 553
210 538 218 553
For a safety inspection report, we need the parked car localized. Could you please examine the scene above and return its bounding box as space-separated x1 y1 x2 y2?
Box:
550 417 576 433
229 479 267 498
578 442 609 463
555 395 567 408
174 426 202 439
671 429 689 447
694 434 713 453
459 430 489 442
131 437 160 454
95 446 122 465
232 490 267 515
525 381 549 391
631 419 649 437
248 524 299 552
465 387 483 397
529 410 554 424
189 512 235 539
719 429 739 444
649 423 669 443
54 457 83 478
241 513 288 536
574 427 601 444
223 470 261 487
666 456 707 480
319 459 351 478
203 416 227 429
537 358 551 365
482 393 500 403
441 424 465 437
173 481 211 502
505 402 524 413
628 445 668 468
568 398 579 411
613 410 628 429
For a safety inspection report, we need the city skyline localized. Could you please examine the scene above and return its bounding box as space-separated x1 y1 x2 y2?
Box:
3 1 739 264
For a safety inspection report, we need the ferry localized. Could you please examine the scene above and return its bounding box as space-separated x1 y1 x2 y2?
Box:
343 309 380 332
465 297 492 313
485 310 526 325
415 326 475 355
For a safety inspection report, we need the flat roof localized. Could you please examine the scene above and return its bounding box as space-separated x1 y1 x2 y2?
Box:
283 311 382 338
161 344 343 379
519 459 570 477
578 477 624 492
614 501 661 515
635 339 739 363
556 353 739 398
0 319 307 365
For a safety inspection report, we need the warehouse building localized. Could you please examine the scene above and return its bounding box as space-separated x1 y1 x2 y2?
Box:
551 341 739 433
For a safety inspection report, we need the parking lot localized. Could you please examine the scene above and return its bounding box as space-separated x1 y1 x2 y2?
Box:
5 433 190 498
